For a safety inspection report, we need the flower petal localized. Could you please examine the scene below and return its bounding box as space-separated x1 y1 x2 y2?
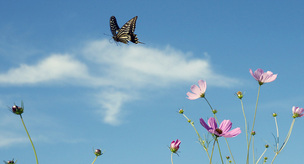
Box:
187 92 200 100
190 84 201 95
219 120 232 134
221 127 241 138
198 80 207 94
200 118 212 131
255 68 264 79
262 71 277 83
208 117 218 130
292 106 297 113
175 139 181 146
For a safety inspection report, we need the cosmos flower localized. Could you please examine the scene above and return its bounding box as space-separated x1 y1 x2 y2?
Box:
170 139 181 153
200 117 241 138
186 80 207 100
249 68 277 85
292 106 304 118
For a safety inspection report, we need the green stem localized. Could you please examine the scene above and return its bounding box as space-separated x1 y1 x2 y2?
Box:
274 117 279 151
92 156 98 164
271 153 278 164
271 119 295 164
240 99 249 149
279 119 295 152
20 115 39 164
224 138 236 164
182 114 211 160
216 139 224 164
203 97 214 113
210 139 216 164
256 147 268 164
171 152 173 164
247 85 261 164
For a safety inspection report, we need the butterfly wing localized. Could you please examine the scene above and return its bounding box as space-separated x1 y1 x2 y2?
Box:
128 16 143 44
128 16 137 34
110 16 120 37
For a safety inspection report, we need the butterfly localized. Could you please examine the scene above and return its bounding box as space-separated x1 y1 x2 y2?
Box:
110 16 143 44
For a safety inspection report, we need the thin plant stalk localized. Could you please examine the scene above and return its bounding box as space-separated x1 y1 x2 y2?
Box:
91 156 98 164
247 85 261 164
240 99 249 148
256 147 268 164
271 119 295 164
204 97 236 164
274 116 279 150
171 152 173 164
210 139 217 164
20 115 39 164
216 139 224 164
182 114 211 160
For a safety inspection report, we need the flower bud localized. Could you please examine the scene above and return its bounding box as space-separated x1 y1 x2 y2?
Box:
265 144 269 148
178 109 184 114
170 139 181 153
272 113 277 117
292 106 304 118
94 149 103 156
12 105 24 115
226 156 230 159
4 159 15 164
251 131 256 136
212 109 217 114
236 91 243 99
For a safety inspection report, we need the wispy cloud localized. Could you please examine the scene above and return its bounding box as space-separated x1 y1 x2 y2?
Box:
0 39 241 125
0 54 89 85
0 133 28 147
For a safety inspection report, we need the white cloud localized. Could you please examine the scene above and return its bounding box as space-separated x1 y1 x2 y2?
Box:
82 40 240 88
0 39 241 125
0 54 89 85
94 89 135 126
0 134 28 147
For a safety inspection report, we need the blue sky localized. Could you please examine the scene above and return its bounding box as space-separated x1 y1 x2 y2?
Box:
0 0 303 164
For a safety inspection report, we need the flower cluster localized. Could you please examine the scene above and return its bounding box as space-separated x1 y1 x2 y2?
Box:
170 68 302 164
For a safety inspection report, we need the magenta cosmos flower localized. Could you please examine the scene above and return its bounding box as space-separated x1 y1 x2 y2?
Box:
249 68 277 85
187 80 207 100
292 106 304 118
200 117 241 138
170 139 181 153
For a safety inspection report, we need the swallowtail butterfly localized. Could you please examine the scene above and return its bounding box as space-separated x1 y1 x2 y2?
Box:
110 16 143 44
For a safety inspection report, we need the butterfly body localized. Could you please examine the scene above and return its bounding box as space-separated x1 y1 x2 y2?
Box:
110 16 143 44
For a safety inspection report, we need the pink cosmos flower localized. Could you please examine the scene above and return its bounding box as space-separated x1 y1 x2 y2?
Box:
170 139 181 153
249 68 277 85
187 80 207 100
292 106 304 118
200 117 241 138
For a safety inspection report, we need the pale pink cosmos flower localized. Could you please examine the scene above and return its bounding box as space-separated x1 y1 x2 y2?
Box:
200 117 241 138
187 80 207 100
170 139 181 153
249 68 277 85
292 106 304 118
